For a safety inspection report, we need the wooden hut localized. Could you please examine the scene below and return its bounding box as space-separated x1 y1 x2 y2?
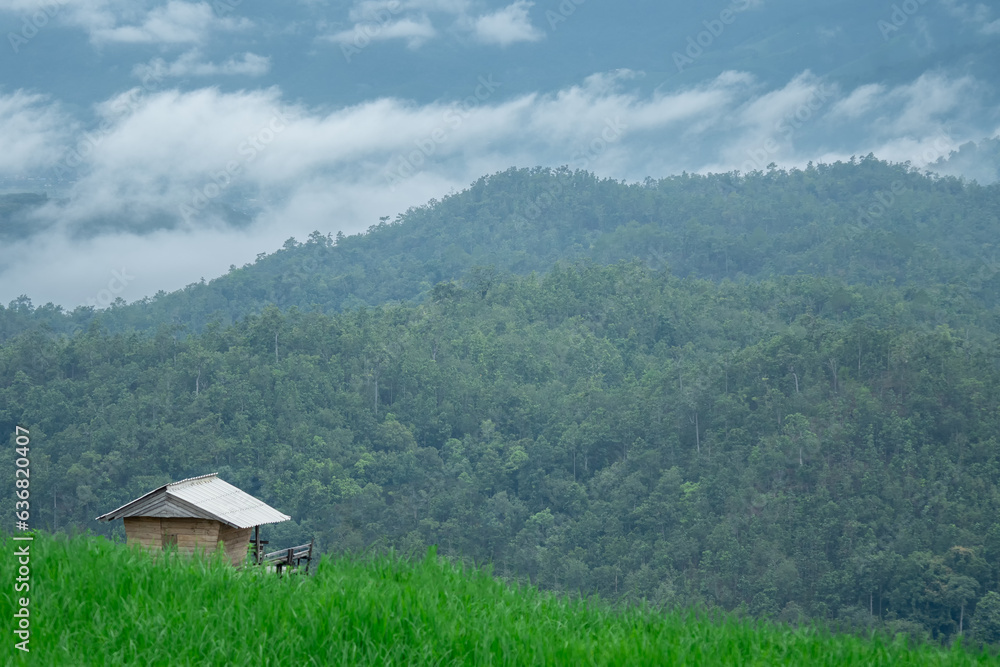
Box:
96 473 290 566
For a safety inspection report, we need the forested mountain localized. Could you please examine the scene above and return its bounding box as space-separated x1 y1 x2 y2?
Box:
4 157 1000 339
4 159 1000 647
4 256 1000 645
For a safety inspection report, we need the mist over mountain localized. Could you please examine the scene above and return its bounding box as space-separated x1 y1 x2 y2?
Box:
930 136 1000 184
1 0 999 307
2 159 997 339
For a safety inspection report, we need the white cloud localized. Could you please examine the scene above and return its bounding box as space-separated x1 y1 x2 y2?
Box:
884 71 977 134
134 50 271 78
0 91 76 174
406 0 470 12
346 0 469 21
857 135 956 168
93 1 250 44
829 84 885 119
322 0 545 51
0 0 250 45
737 71 832 130
472 0 542 46
817 26 842 40
940 0 1000 35
94 1 211 43
324 15 436 49
1 67 995 307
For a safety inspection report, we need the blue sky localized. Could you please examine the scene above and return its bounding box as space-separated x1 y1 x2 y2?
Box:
1 0 998 307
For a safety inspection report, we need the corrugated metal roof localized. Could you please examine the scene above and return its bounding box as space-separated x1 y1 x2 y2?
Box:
96 473 291 529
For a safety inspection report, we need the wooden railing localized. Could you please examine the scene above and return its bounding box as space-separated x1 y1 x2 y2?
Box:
262 539 314 576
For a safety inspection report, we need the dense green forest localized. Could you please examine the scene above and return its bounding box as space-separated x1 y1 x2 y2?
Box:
4 157 1000 338
3 158 1000 648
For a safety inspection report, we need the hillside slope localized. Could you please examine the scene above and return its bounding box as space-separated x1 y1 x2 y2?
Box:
4 158 1000 338
1 532 993 665
4 261 1000 645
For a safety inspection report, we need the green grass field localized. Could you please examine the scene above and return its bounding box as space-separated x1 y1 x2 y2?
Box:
1 533 994 666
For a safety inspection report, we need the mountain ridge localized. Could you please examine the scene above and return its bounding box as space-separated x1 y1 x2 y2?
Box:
3 157 998 340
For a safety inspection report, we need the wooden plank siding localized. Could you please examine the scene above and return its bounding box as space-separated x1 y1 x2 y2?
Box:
162 518 220 556
125 517 255 566
218 525 253 566
124 516 163 549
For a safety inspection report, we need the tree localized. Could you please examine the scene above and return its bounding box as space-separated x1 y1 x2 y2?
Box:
971 591 1000 646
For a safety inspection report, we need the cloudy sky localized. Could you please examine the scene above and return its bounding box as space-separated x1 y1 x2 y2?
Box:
1 0 998 308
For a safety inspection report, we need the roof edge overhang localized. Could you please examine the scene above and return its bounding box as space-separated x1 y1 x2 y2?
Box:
95 473 292 529
95 482 171 522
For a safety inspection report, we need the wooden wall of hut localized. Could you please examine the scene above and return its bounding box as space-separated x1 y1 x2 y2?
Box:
218 525 253 566
123 516 165 549
124 517 250 562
